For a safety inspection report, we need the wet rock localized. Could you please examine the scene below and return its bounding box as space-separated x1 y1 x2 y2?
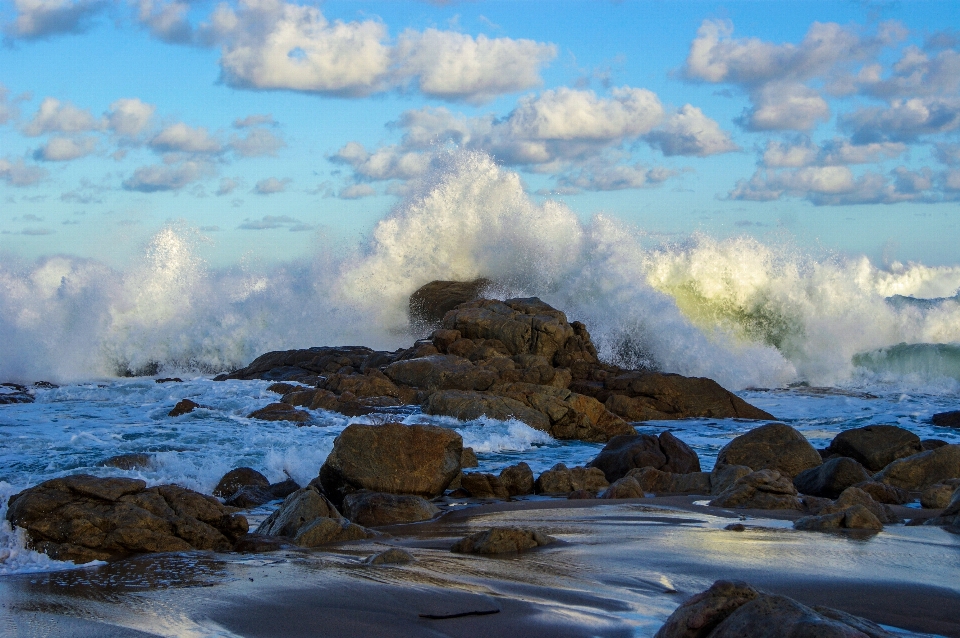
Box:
873 444 960 490
0 383 34 404
5 475 249 563
341 492 439 526
155 377 182 384
804 486 900 524
256 486 342 538
366 548 414 565
293 517 377 547
924 486 960 528
268 479 300 500
423 389 549 430
451 527 556 555
461 447 479 468
793 457 872 499
224 485 274 509
825 425 923 473
409 279 491 327
710 465 752 495
266 382 302 395
932 410 960 429
460 473 509 499
601 476 645 499
318 422 462 506
921 480 960 508
715 423 822 478
567 489 597 499
653 580 760 638
535 463 609 495
232 534 292 553
499 462 535 496
214 467 270 498
220 345 387 384
709 469 803 510
384 355 498 394
588 432 700 482
852 481 911 505
627 467 712 494
812 606 899 638
101 453 153 470
922 439 949 451
795 503 883 532
169 399 201 417
709 594 889 638
247 403 311 422
281 388 383 418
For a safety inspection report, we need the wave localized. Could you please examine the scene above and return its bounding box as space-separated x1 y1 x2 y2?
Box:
2 150 960 390
852 343 960 382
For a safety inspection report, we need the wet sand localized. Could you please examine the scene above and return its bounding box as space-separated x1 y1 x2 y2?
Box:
2 497 959 637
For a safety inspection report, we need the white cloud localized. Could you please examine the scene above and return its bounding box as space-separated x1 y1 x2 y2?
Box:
737 82 830 131
861 46 960 98
6 0 106 39
122 160 213 191
149 122 222 154
134 0 193 43
22 97 103 136
216 177 238 195
761 138 906 169
0 158 48 186
331 143 432 181
646 104 739 156
338 183 376 199
253 176 290 194
557 163 676 192
233 113 275 128
33 135 98 161
729 165 940 205
237 214 307 229
230 127 284 157
107 98 155 137
394 29 556 103
844 97 960 143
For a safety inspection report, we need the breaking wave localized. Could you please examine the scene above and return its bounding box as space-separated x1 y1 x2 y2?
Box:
2 150 960 389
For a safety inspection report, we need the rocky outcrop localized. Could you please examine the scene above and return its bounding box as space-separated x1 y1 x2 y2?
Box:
409 278 490 327
825 425 923 472
247 403 310 422
423 389 549 429
627 467 712 494
451 527 556 555
0 383 34 404
654 580 895 638
101 453 153 470
254 485 376 547
709 469 803 510
873 444 960 490
219 345 392 384
535 463 609 495
588 432 700 482
341 492 439 526
318 422 462 506
5 475 249 563
793 457 872 499
714 423 822 478
384 355 499 393
710 465 752 495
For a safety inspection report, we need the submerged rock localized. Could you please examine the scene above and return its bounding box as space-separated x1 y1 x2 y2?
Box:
931 410 960 429
168 398 201 416
451 527 556 555
247 403 311 422
101 453 153 470
366 547 415 565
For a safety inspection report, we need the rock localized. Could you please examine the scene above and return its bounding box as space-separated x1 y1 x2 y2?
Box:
924 486 960 527
232 534 291 553
0 383 34 404
366 548 415 565
922 439 949 451
214 467 270 498
715 423 822 478
293 517 377 547
627 467 712 494
409 279 491 326
219 345 388 383
460 473 509 499
266 382 302 395
725 523 746 531
594 372 775 421
423 389 549 430
793 457 872 499
601 476 645 499
812 606 898 638
318 422 462 506
873 444 960 490
535 463 609 495
709 470 803 510
567 489 596 499
499 462 535 496
321 370 412 401
588 432 700 482
461 447 479 468
5 475 249 563
224 486 275 508
281 388 382 418
341 492 439 526
247 403 311 423
825 425 923 473
384 355 499 393
932 410 960 428
921 481 960 508
267 479 300 500
708 594 886 638
169 399 201 417
653 580 760 638
805 487 900 524
101 453 153 470
256 486 342 538
155 377 182 384
710 465 752 495
852 481 911 505
794 504 884 532
451 527 556 555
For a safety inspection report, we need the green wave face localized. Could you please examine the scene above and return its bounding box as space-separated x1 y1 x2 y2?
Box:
853 343 960 381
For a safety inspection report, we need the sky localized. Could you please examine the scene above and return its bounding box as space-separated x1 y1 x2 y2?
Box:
1 0 959 268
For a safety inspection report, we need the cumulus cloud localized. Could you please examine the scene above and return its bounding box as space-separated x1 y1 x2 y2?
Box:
6 0 107 39
0 158 48 186
843 97 960 143
149 122 222 154
134 0 193 43
33 135 98 161
22 97 103 136
122 160 213 191
253 176 290 194
230 127 284 157
331 142 433 181
394 29 556 103
338 183 376 199
107 98 156 137
646 104 739 156
233 113 275 128
736 82 830 131
761 138 906 169
859 46 960 98
556 163 676 192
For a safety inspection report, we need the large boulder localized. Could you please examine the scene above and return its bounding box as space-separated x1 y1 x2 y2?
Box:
931 410 960 429
601 476 646 499
318 422 462 506
409 279 490 327
873 444 960 490
535 463 609 495
588 432 700 482
792 457 872 499
825 425 923 472
499 462 535 496
5 475 249 563
459 473 510 499
341 492 439 526
709 469 803 510
214 467 269 498
653 580 760 638
627 467 712 495
383 355 498 393
256 486 343 537
451 527 556 555
921 481 960 508
715 423 822 478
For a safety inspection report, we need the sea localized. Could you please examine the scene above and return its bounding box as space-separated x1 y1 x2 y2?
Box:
2 151 960 576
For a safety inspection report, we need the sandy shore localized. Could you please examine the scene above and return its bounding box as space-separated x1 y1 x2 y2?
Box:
2 496 959 637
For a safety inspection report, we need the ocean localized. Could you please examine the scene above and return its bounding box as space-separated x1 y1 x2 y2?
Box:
2 151 960 576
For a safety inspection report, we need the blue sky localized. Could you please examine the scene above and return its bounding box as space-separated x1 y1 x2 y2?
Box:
1 0 959 267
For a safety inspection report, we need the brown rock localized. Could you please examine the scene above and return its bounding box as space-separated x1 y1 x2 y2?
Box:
293 517 377 547
341 492 439 526
266 382 302 395
710 465 752 495
5 475 248 563
423 389 549 430
852 481 911 505
715 423 822 478
873 444 960 490
101 453 153 470
499 462 535 496
268 478 300 500
535 463 609 495
219 345 385 383
932 410 960 428
653 580 760 638
451 527 556 555
921 481 960 508
409 279 491 327
922 439 950 451
366 548 414 565
460 472 509 499
256 486 342 538
567 489 596 500
384 355 498 393
232 534 292 553
805 486 900 524
627 467 712 494
461 447 479 468
795 503 883 532
601 476 645 499
214 467 270 498
825 425 923 472
247 403 311 422
924 486 960 527
792 457 872 499
709 469 803 510
588 432 700 482
169 399 201 417
709 594 882 637
318 422 462 506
